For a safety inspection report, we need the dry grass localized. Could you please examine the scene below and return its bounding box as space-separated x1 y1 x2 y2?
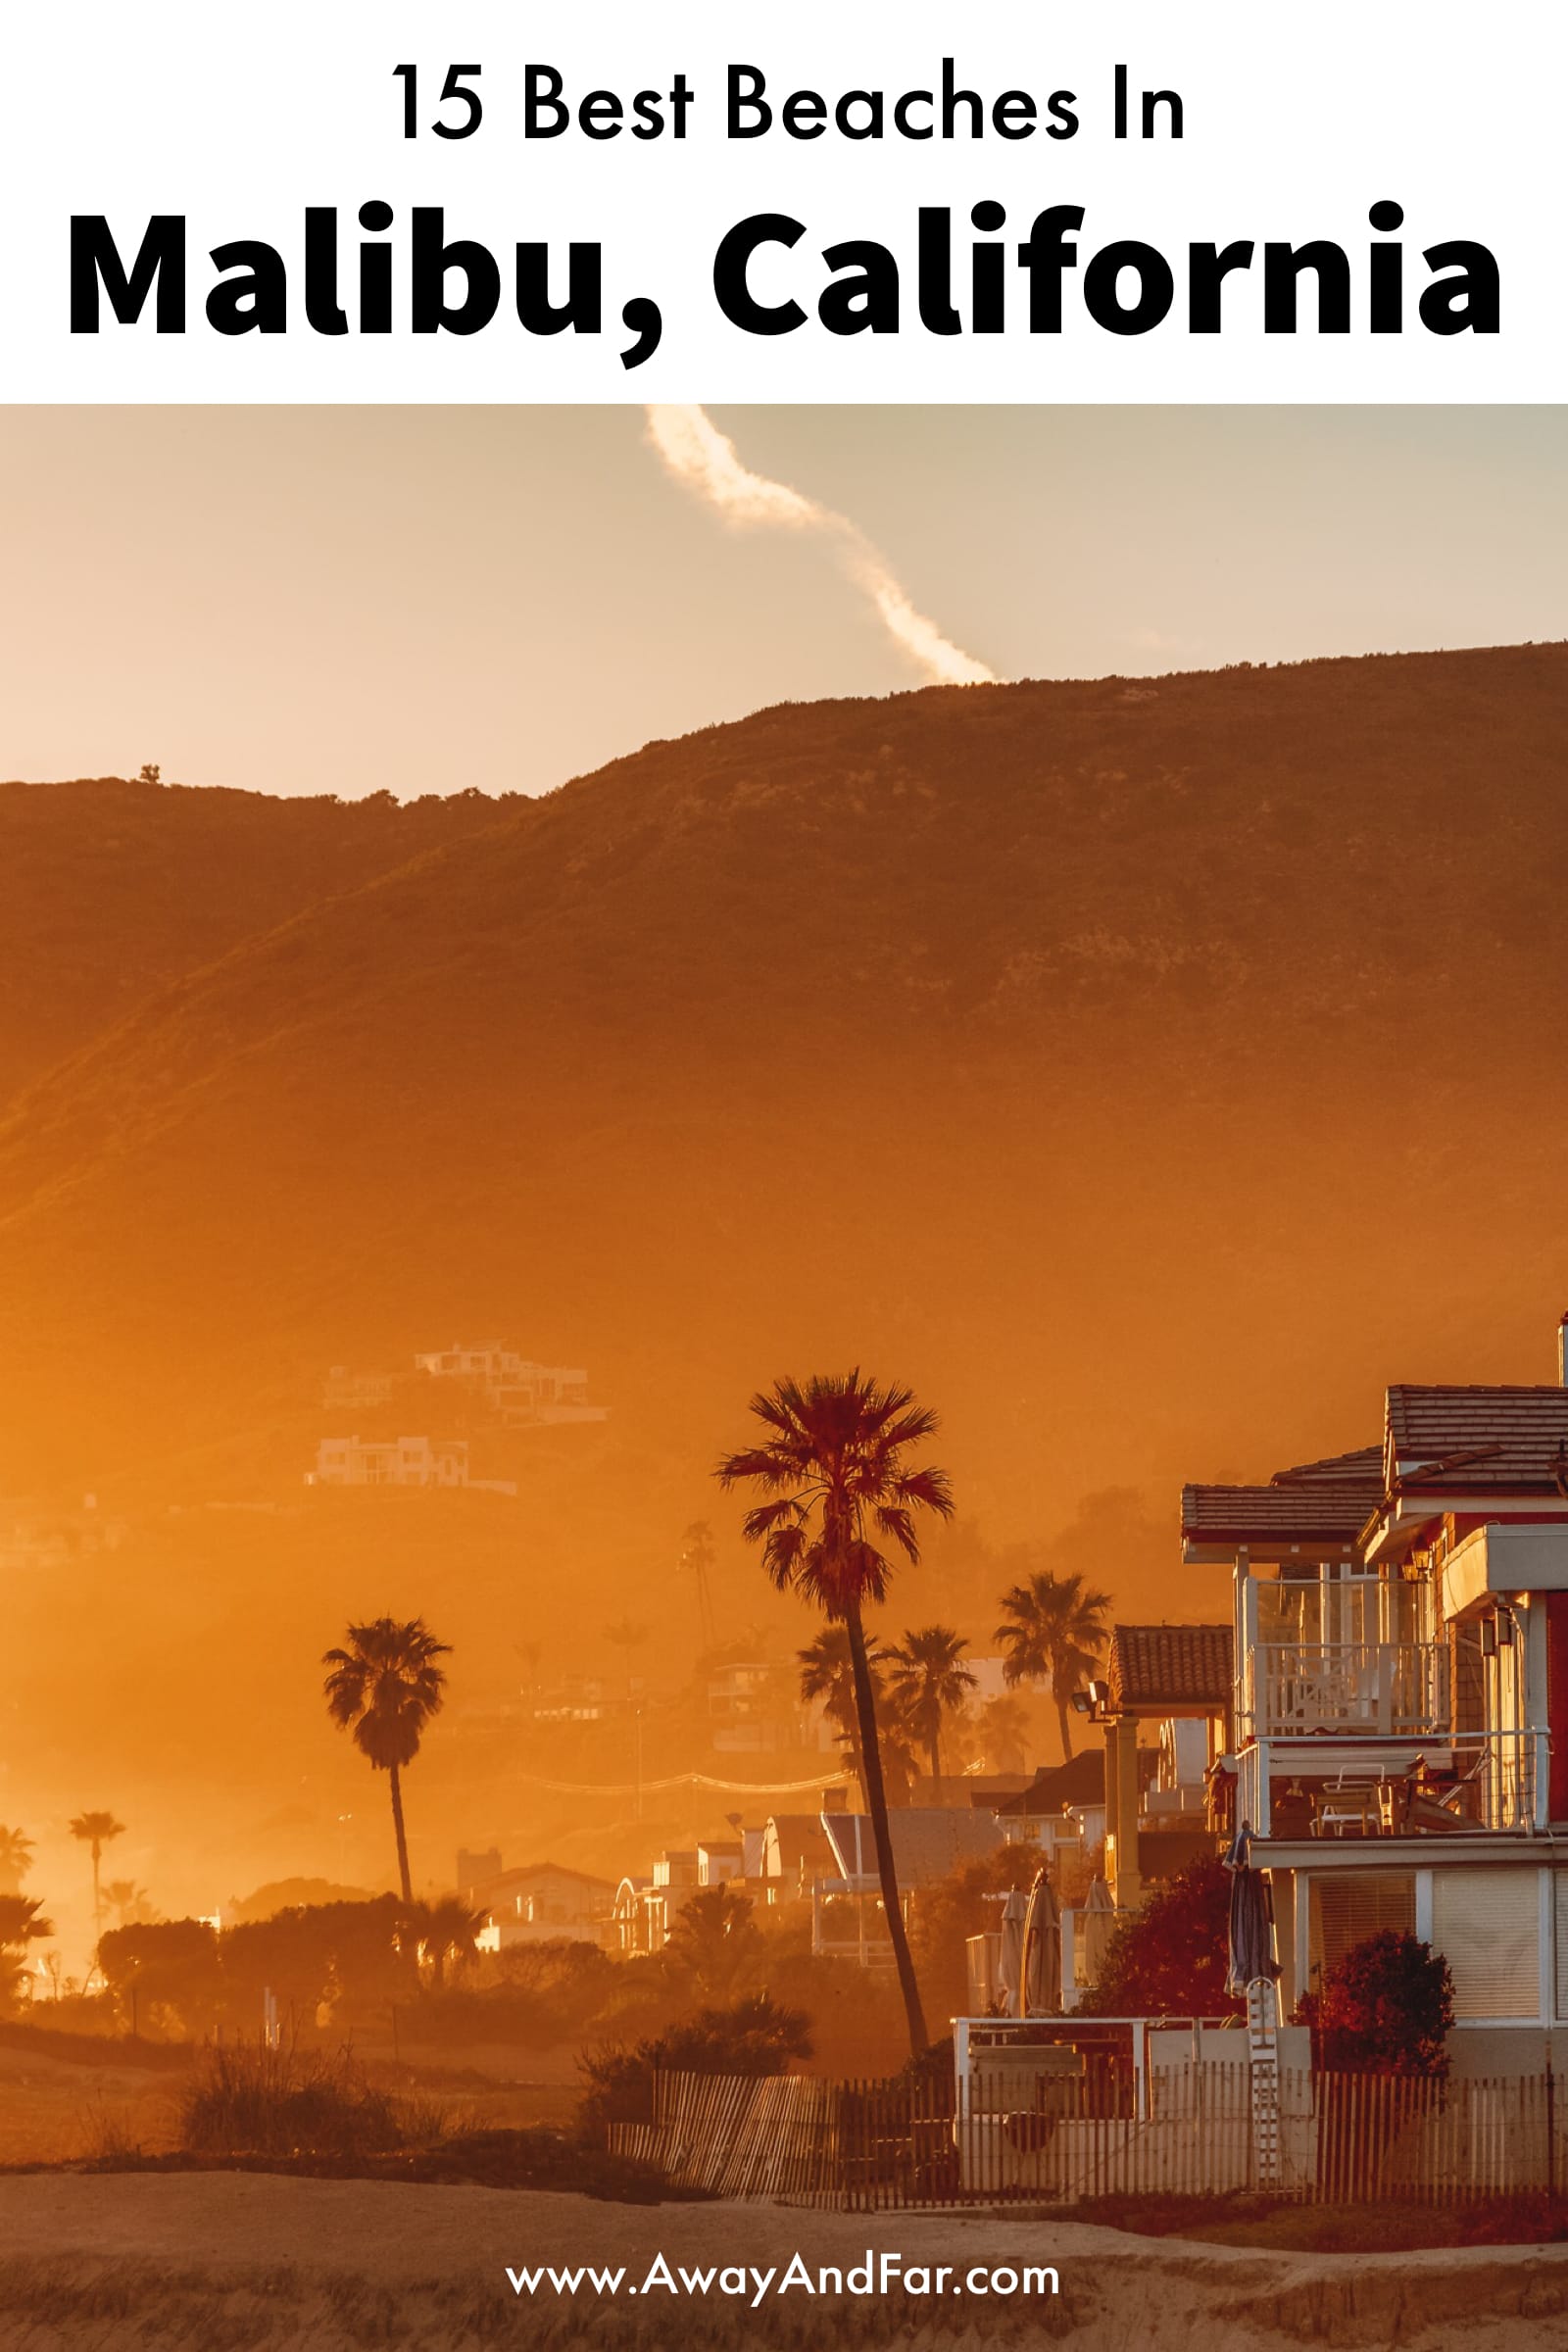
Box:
177 2041 437 2160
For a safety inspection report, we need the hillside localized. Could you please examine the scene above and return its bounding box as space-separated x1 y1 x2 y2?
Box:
4 643 1568 1905
0 775 511 1102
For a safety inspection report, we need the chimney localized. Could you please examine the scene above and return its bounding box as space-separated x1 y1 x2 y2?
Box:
1558 1313 1568 1388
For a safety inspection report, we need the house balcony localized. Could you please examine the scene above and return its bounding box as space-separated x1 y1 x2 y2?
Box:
1241 1641 1449 1742
1236 1725 1547 1840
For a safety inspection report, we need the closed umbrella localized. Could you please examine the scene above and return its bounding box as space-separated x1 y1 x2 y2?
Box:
1224 1823 1279 1995
1019 1868 1062 2016
997 1887 1028 2014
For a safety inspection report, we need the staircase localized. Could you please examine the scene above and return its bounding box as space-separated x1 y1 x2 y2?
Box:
1246 1976 1283 2189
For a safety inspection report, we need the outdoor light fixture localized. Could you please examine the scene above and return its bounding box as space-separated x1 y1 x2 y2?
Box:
1480 1616 1497 1657
1496 1607 1516 1647
1069 1690 1093 1715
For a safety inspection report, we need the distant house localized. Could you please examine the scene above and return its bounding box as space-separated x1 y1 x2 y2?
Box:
307 1434 516 1495
413 1343 608 1428
760 1814 839 1902
612 1848 702 1953
707 1660 803 1752
321 1364 395 1412
465 1859 615 1949
812 1808 1007 1964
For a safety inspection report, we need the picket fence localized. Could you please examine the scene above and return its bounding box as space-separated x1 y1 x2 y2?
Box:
609 2065 1567 2209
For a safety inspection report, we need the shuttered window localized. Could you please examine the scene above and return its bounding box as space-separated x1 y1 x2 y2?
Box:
1552 1874 1568 2021
1310 1872 1414 1980
1433 1869 1541 2021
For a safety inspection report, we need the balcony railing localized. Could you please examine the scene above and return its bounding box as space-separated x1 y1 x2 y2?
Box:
1243 1641 1449 1740
1237 1727 1547 1839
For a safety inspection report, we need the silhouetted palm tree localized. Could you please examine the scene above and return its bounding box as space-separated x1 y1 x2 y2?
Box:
402 1893 484 1990
717 1369 954 2058
322 1618 451 1903
68 1812 124 1937
0 1827 34 1896
995 1569 1111 1761
885 1625 978 1793
0 1892 54 2007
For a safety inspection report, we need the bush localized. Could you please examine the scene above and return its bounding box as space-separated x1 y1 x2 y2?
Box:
178 2041 410 2158
405 1936 614 2047
577 1991 812 2140
98 1918 222 2037
1298 1930 1452 2077
1078 1856 1242 2019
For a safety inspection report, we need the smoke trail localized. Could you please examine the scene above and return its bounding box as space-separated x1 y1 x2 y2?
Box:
644 405 997 688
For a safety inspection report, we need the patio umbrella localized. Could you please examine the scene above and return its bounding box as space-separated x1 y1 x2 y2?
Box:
1019 1868 1061 2016
1223 1825 1279 1995
996 1887 1027 2014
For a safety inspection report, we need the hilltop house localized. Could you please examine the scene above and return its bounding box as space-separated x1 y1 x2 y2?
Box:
307 1433 517 1494
1187 1318 1568 2067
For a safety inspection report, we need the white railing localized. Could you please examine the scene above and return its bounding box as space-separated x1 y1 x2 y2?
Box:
1239 1727 1548 1838
1243 1641 1449 1740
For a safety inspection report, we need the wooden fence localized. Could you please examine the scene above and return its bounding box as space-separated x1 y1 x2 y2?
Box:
610 2065 1566 2209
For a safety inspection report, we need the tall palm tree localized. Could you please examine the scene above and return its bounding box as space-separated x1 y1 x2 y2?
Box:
68 1812 124 1936
0 1892 54 2008
885 1625 978 1794
995 1568 1111 1761
322 1617 451 1903
0 1827 34 1895
717 1369 954 2059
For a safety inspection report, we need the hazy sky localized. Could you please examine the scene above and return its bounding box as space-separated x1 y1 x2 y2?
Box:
2 405 1562 799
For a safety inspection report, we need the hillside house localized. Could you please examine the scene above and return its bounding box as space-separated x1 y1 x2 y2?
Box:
466 1860 615 1949
413 1343 608 1427
309 1434 472 1489
1188 1323 1568 2067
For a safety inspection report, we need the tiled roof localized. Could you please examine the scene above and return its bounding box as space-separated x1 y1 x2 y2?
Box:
1181 1480 1379 1547
1269 1446 1384 1487
1107 1624 1233 1711
1385 1385 1568 1493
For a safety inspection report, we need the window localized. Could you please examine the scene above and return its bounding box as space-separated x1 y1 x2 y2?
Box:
1310 1871 1414 1982
1433 1868 1541 2021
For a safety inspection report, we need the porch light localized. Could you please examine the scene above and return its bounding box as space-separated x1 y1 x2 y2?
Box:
1495 1606 1516 1647
1480 1616 1497 1657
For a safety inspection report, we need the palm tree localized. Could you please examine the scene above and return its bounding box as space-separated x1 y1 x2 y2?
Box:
402 1893 484 1991
717 1369 954 2058
0 1892 54 2010
797 1624 893 1803
0 1827 34 1895
68 1812 124 1937
885 1625 978 1794
322 1617 451 1903
995 1568 1111 1761
102 1881 154 1930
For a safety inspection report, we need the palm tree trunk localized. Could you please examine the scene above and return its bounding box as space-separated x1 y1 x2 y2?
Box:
91 1845 103 1936
1055 1695 1074 1764
928 1730 942 1800
388 1762 413 1903
844 1603 928 2058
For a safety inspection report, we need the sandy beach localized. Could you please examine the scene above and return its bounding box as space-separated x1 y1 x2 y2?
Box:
1 2174 1567 2350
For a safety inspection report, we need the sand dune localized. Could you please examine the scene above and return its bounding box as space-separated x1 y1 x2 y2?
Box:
1 2174 1567 2348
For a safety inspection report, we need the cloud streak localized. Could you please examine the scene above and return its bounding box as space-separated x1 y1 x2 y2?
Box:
644 406 997 689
